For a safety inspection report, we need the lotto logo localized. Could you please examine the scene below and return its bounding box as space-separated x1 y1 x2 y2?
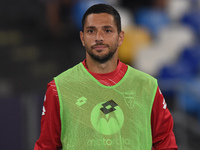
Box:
100 100 118 115
76 97 87 106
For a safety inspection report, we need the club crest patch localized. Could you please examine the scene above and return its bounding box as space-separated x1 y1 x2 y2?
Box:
123 91 135 109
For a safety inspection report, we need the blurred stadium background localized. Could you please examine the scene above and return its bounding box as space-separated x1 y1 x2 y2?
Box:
0 0 200 149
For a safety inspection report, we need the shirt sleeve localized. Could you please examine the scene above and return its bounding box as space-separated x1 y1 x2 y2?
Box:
151 86 178 150
34 80 62 150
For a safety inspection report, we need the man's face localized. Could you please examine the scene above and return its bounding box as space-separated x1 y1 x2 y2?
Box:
80 13 124 63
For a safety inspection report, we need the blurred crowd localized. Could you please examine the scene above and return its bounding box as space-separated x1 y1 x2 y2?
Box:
0 0 200 149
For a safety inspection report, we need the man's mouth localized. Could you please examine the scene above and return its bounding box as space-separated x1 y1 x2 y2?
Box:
94 45 107 50
92 44 109 51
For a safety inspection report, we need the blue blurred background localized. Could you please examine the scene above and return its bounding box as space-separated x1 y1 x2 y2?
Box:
0 0 200 149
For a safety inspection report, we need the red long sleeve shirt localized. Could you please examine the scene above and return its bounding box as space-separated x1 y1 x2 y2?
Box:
34 60 178 150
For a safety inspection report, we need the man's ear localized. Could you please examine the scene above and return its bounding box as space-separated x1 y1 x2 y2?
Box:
80 31 85 46
118 31 124 46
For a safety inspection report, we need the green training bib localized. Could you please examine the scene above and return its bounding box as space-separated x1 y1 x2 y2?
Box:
54 63 157 150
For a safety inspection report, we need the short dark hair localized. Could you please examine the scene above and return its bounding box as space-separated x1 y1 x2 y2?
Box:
82 3 121 33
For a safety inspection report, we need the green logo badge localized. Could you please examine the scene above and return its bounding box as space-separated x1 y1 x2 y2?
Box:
91 100 124 135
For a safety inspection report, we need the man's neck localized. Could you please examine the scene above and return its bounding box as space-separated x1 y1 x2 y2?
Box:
85 58 118 74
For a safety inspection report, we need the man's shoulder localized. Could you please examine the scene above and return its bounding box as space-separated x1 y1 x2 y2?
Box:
127 65 157 82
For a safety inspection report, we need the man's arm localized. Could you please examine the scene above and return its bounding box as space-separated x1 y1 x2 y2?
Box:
151 87 178 150
34 80 62 150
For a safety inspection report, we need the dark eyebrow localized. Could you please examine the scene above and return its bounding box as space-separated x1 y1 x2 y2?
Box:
103 25 114 29
85 25 114 30
85 26 96 30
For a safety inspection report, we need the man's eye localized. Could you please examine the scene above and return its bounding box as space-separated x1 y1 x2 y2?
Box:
105 30 112 33
87 30 94 33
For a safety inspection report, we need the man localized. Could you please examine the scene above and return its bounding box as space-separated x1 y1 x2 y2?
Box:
34 3 178 150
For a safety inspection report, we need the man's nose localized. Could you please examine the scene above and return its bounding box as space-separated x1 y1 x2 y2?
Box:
95 31 103 42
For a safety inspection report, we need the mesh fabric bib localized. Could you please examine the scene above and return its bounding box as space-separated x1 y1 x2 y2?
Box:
54 63 157 150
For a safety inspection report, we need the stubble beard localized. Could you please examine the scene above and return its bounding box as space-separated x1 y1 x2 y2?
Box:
86 43 118 64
